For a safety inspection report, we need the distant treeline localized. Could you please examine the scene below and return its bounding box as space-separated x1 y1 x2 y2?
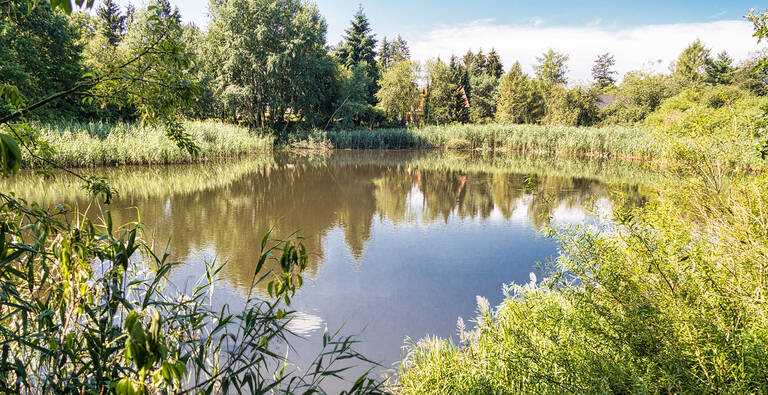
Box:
2 0 767 134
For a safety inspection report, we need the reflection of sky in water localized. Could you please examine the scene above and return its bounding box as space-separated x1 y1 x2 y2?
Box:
6 151 649 389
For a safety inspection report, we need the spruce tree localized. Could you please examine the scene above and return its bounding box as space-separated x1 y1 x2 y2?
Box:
379 36 391 69
97 0 126 47
706 51 735 85
472 49 487 77
449 56 470 123
335 6 378 103
391 35 410 62
486 48 504 79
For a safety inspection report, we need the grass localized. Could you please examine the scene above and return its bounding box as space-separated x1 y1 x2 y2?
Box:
24 120 273 167
300 123 659 159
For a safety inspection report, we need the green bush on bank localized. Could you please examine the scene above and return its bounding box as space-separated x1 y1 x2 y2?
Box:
397 159 768 394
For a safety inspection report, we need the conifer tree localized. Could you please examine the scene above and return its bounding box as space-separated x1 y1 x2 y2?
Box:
97 0 126 46
497 61 544 123
449 56 470 123
706 51 735 85
486 48 504 78
335 6 379 103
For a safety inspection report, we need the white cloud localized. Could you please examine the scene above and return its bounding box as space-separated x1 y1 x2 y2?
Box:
408 20 765 84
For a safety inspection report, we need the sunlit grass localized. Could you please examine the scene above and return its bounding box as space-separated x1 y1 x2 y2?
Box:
314 123 658 159
27 120 273 167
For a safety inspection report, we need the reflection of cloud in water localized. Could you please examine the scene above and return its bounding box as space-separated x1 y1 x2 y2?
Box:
288 311 325 337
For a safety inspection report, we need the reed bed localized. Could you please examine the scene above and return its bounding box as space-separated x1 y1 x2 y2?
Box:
319 123 659 159
26 120 273 167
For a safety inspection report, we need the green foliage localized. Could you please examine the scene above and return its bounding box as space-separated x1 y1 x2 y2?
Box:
204 0 335 131
706 50 736 85
468 73 499 124
602 71 680 124
96 0 125 46
335 5 378 105
674 39 711 86
592 52 617 89
448 56 471 124
423 59 454 125
0 0 85 119
0 195 383 393
375 60 419 125
496 62 544 124
378 34 409 70
542 85 600 127
397 145 768 394
485 48 504 79
534 48 569 86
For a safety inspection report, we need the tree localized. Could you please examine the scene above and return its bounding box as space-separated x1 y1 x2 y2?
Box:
375 60 419 124
591 52 617 89
96 0 126 46
204 0 335 131
469 73 498 123
449 55 470 123
334 6 378 104
486 48 503 79
706 51 735 85
674 39 711 85
471 49 487 77
0 0 84 119
602 71 679 123
424 58 454 124
378 34 409 71
496 61 544 123
535 49 569 86
542 85 599 126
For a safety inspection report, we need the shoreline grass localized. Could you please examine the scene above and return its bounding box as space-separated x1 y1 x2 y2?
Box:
296 123 659 159
26 120 274 168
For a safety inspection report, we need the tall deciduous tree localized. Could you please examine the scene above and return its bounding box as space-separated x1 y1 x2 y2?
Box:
375 60 418 124
486 48 503 79
674 39 711 85
204 0 336 131
96 0 125 46
535 49 569 86
591 52 617 89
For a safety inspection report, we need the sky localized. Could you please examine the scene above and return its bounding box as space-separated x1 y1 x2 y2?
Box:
105 0 767 83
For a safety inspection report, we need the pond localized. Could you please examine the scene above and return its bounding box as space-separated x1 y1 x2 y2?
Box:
3 150 654 384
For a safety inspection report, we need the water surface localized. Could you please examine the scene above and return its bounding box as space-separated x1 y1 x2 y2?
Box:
4 150 653 383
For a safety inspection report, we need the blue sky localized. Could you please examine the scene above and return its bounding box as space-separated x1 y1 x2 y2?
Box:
107 1 767 82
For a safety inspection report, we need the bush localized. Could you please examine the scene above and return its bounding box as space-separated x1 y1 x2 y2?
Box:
602 71 680 124
397 161 768 394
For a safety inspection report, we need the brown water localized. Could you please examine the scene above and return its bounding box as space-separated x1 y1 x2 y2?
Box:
3 150 652 385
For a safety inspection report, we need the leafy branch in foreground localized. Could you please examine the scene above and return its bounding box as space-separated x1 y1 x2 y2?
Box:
0 196 384 393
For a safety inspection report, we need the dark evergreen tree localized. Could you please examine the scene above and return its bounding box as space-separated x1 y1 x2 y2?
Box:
486 48 504 78
472 49 487 77
591 52 617 89
391 35 409 61
706 51 735 85
97 0 126 47
448 55 470 123
462 49 474 69
335 6 378 103
379 36 391 69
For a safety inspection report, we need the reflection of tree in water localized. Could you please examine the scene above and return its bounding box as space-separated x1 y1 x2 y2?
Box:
57 151 650 295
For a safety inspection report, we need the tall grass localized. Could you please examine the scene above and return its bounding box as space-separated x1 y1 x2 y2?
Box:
26 120 273 167
310 123 658 159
